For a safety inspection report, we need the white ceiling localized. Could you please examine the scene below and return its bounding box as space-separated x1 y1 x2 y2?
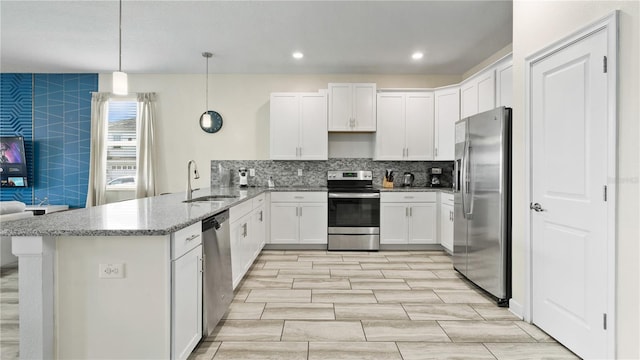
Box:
1 1 512 75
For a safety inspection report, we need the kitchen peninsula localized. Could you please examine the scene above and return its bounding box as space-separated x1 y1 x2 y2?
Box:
3 185 452 359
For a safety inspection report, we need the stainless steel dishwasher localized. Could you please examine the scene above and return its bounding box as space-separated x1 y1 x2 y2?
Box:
202 211 233 336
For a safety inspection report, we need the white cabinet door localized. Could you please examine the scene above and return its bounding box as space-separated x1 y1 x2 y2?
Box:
328 83 376 131
299 93 328 160
230 217 250 289
380 203 408 244
375 93 405 160
270 202 299 244
328 83 352 131
408 203 437 244
405 92 434 160
477 70 496 113
270 93 300 160
496 60 513 108
440 203 454 252
299 202 328 244
252 205 266 252
460 81 477 119
353 83 377 131
171 244 202 360
434 87 459 160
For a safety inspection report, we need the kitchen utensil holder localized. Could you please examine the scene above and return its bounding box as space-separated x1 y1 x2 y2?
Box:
382 179 394 188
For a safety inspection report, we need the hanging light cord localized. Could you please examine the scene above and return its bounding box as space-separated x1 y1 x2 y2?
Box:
203 52 212 112
118 0 123 72
205 55 209 111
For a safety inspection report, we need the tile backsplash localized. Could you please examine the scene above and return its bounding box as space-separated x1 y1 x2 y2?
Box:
211 158 453 189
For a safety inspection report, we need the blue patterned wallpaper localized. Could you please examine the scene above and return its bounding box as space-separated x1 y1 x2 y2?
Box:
33 74 97 208
0 73 33 203
0 73 97 207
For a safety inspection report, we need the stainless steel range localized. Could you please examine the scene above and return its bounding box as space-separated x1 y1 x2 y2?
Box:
327 170 380 251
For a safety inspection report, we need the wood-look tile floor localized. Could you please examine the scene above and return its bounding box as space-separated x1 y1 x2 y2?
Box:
0 251 579 359
191 250 580 360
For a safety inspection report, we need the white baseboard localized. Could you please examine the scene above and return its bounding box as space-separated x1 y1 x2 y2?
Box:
509 298 524 319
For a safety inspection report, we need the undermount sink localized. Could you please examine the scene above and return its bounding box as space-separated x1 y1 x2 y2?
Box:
183 195 239 203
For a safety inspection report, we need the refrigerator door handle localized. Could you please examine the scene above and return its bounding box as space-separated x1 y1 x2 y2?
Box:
461 139 469 218
466 141 474 217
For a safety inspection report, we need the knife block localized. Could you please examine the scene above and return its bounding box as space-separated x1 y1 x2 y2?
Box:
382 179 394 188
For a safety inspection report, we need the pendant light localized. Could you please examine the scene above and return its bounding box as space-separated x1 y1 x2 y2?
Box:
112 0 128 95
201 52 213 128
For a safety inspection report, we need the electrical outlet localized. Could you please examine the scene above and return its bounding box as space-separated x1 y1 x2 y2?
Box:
99 263 125 279
249 168 255 177
298 169 303 176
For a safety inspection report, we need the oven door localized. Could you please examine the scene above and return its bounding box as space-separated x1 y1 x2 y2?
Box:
328 192 380 233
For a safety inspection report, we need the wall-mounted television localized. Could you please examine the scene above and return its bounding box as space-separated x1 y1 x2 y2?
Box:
0 136 29 187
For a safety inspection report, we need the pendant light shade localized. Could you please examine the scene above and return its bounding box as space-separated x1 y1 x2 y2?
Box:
112 71 128 95
113 0 128 95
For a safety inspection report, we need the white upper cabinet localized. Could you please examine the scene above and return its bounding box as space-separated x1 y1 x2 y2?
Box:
496 56 513 108
375 92 434 161
460 55 514 119
270 92 327 160
328 83 376 132
434 87 459 161
461 69 495 118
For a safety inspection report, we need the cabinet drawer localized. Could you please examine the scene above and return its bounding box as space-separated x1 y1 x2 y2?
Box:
230 199 253 223
441 193 454 205
270 191 327 203
172 221 202 260
381 192 436 203
252 193 267 209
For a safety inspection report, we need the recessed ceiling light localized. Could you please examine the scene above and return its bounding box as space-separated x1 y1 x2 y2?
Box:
412 52 424 60
292 52 304 59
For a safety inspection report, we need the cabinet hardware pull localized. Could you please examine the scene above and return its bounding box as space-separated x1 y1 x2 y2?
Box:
259 211 263 222
405 207 409 217
185 234 200 241
406 148 409 157
242 223 247 237
409 207 412 217
299 207 302 217
294 196 304 199
435 148 438 157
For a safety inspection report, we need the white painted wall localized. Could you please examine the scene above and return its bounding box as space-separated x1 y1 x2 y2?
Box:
512 1 639 358
98 73 460 194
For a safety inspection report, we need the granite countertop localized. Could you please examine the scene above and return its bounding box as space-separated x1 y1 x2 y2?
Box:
0 185 452 237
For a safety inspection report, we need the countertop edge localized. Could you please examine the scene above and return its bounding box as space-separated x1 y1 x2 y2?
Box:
1 187 454 237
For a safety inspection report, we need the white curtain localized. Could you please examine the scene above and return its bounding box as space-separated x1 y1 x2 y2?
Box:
86 92 110 207
135 93 158 198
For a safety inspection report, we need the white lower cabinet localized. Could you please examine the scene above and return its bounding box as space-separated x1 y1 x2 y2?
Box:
171 222 203 360
439 193 454 253
270 192 327 244
230 196 267 289
380 192 437 245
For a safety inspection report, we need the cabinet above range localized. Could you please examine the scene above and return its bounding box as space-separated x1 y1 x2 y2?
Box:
328 83 377 132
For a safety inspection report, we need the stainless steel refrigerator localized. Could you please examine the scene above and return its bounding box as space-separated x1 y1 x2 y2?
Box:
453 106 511 306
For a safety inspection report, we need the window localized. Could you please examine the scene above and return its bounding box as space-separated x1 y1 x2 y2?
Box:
106 99 137 189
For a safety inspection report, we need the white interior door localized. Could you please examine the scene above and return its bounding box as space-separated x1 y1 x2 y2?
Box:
531 28 609 359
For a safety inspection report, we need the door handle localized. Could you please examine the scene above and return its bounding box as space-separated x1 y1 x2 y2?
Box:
530 203 546 212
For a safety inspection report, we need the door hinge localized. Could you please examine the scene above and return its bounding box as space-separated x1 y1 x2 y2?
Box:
603 185 608 201
603 313 607 330
603 56 608 73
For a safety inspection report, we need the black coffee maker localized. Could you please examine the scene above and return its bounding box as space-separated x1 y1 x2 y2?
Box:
429 167 443 187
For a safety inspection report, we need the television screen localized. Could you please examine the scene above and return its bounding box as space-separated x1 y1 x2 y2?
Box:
0 136 28 187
